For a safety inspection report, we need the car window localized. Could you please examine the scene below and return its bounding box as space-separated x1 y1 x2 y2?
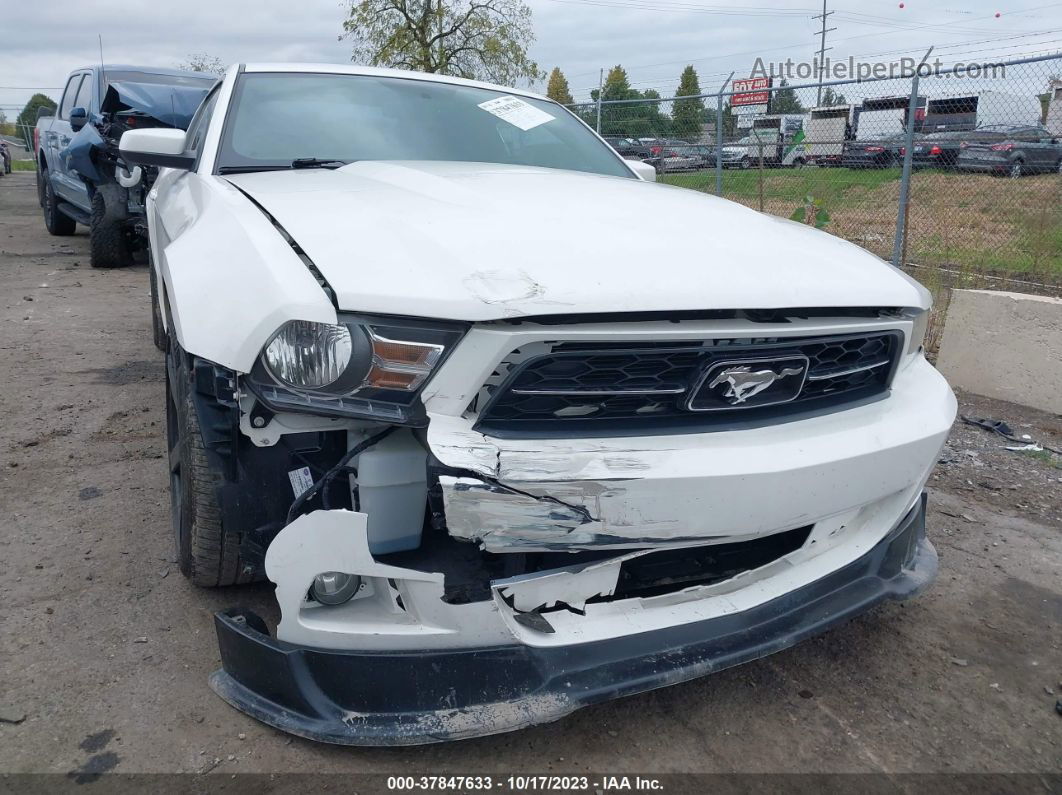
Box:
73 74 93 113
185 88 220 155
218 73 633 179
59 74 83 120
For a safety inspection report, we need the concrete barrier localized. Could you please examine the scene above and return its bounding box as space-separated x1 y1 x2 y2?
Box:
935 289 1061 414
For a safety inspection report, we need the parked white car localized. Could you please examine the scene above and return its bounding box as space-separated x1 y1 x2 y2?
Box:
121 62 956 746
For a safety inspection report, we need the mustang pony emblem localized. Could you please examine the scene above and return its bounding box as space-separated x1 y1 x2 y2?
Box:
708 364 806 405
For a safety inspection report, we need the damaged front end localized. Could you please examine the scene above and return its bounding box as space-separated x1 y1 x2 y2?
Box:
61 81 210 240
193 309 956 744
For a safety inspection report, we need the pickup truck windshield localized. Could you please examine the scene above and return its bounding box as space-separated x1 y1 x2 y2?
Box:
215 72 633 178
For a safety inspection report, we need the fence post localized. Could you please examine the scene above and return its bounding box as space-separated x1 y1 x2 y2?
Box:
891 70 923 267
715 93 724 197
715 73 732 197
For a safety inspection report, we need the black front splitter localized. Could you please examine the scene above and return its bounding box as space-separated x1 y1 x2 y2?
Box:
210 495 935 745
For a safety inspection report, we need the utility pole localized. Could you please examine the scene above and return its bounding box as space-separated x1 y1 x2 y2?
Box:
812 0 835 106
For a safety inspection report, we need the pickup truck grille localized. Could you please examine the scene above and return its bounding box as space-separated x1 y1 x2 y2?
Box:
474 330 903 435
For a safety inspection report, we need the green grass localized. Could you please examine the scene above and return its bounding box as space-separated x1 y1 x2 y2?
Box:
1021 448 1062 469
11 160 37 171
661 166 903 203
661 165 1062 279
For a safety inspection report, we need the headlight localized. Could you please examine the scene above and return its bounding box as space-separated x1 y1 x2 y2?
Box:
249 315 466 425
264 321 353 389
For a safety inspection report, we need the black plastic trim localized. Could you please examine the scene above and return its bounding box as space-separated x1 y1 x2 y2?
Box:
210 494 935 745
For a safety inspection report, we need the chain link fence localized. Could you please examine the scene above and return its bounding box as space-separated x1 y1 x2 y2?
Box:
568 53 1062 353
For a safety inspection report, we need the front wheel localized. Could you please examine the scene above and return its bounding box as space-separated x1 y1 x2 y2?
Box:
89 191 133 268
739 157 750 170
166 342 256 587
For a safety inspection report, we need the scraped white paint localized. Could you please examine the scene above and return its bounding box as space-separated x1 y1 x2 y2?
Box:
266 510 505 650
429 355 955 552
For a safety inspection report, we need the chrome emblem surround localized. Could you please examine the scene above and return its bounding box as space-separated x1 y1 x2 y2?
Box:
687 355 810 411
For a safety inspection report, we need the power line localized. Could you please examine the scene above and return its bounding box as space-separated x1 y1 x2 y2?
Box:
561 0 1062 80
570 33 1062 98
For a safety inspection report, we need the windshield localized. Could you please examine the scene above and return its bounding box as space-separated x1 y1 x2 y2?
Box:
216 72 633 178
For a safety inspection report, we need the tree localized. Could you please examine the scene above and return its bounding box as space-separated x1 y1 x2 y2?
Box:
672 65 704 141
342 0 542 87
16 93 57 135
820 86 847 107
596 65 634 102
719 101 736 138
591 68 672 138
769 79 805 114
545 67 573 105
177 52 226 75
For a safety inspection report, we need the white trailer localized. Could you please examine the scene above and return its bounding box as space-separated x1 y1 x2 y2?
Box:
805 105 853 166
748 114 808 166
852 95 925 141
920 90 1042 132
1043 79 1062 136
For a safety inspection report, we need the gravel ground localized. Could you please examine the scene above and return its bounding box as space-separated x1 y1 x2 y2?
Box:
1 172 1060 777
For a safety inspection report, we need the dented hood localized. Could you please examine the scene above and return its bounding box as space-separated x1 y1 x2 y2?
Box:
103 81 209 129
226 162 927 321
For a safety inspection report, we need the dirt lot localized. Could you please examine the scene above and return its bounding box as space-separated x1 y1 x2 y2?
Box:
1 171 1060 779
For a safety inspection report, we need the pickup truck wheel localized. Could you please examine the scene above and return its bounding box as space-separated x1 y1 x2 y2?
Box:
41 169 76 236
89 192 133 268
166 341 254 587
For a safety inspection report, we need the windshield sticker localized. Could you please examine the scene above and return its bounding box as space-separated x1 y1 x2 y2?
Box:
478 95 555 131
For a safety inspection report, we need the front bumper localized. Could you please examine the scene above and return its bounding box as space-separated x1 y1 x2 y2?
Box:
210 495 935 746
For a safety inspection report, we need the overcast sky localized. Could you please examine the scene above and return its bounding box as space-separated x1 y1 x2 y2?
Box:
2 0 1061 119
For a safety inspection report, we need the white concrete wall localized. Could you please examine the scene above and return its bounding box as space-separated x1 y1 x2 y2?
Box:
936 289 1062 414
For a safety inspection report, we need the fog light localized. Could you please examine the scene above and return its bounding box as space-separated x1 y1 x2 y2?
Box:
310 572 362 605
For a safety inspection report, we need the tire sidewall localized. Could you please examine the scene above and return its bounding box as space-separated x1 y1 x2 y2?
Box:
166 347 195 579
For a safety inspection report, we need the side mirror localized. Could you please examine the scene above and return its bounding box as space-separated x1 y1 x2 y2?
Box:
119 128 194 170
36 106 55 122
628 159 657 182
70 107 88 132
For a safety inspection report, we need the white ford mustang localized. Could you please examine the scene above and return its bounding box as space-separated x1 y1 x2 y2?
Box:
120 63 956 745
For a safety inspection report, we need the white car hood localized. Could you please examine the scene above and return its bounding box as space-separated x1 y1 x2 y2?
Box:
226 161 926 321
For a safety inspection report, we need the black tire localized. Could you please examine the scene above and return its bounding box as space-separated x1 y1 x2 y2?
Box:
36 163 46 207
739 157 750 170
41 168 76 236
166 341 255 587
1008 160 1023 179
89 191 133 268
149 261 168 353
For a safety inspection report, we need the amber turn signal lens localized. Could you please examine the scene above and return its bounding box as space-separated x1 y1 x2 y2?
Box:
370 337 440 368
365 365 423 390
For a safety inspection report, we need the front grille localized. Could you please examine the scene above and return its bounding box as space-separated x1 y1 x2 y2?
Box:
475 331 903 435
